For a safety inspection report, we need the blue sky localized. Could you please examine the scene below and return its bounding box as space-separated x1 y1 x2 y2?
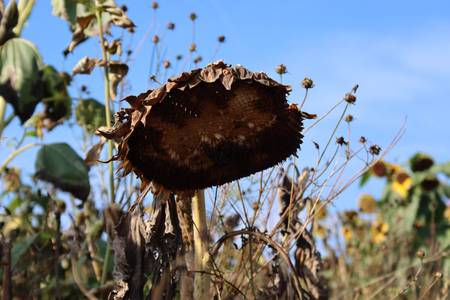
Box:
2 0 450 211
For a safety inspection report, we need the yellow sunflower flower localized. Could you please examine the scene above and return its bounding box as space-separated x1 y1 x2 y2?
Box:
342 226 353 241
313 223 327 238
358 194 377 213
392 172 412 198
444 206 450 222
388 163 403 175
371 220 389 244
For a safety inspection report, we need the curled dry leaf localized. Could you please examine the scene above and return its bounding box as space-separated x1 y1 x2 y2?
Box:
295 227 329 300
108 61 129 99
99 61 304 190
84 137 106 167
72 56 97 75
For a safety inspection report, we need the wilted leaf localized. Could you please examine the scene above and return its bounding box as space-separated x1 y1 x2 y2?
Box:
109 61 128 99
75 98 108 134
103 4 135 32
51 0 95 26
301 111 317 119
85 137 106 166
53 0 115 54
0 38 43 123
107 39 122 55
72 56 97 75
35 143 90 200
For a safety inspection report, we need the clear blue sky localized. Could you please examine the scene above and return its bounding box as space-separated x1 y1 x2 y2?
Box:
2 0 450 210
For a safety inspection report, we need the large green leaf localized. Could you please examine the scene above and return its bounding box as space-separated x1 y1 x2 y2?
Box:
35 143 90 200
0 37 42 123
75 98 108 134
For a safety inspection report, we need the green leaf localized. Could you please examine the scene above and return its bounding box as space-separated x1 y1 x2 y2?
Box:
35 143 90 200
75 98 108 134
435 162 450 177
12 233 40 267
359 170 372 187
41 65 72 123
0 38 43 123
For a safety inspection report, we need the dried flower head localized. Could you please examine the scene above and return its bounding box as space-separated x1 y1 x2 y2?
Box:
336 136 348 146
301 77 314 89
151 1 159 9
369 144 381 155
218 35 225 43
167 22 175 30
176 54 183 61
359 136 366 144
189 43 197 52
275 64 287 75
189 12 197 21
163 60 171 69
193 56 202 64
358 194 377 213
152 35 159 44
345 114 354 122
344 93 356 104
99 61 304 190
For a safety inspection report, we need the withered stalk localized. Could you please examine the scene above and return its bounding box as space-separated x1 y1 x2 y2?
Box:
192 190 211 299
95 0 115 285
1 240 12 300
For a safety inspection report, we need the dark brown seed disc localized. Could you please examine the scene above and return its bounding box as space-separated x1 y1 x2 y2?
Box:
99 61 303 190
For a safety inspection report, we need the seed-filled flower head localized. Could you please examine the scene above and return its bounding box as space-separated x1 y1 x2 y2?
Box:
99 61 304 190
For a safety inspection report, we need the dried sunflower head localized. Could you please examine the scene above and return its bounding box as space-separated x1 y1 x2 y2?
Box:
99 61 303 190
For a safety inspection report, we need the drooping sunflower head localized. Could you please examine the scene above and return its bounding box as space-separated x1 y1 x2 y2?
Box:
99 61 304 190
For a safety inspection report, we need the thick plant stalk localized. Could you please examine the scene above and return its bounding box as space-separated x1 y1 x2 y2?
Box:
1 240 12 300
176 192 195 300
0 96 6 139
192 189 210 299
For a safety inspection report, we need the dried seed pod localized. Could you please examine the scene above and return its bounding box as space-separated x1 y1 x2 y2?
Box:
189 43 196 52
275 64 287 75
163 60 171 69
301 77 314 89
99 61 303 190
167 22 175 30
218 35 225 43
344 92 356 104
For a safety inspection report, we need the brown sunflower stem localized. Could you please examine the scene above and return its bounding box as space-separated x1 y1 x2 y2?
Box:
192 189 211 299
